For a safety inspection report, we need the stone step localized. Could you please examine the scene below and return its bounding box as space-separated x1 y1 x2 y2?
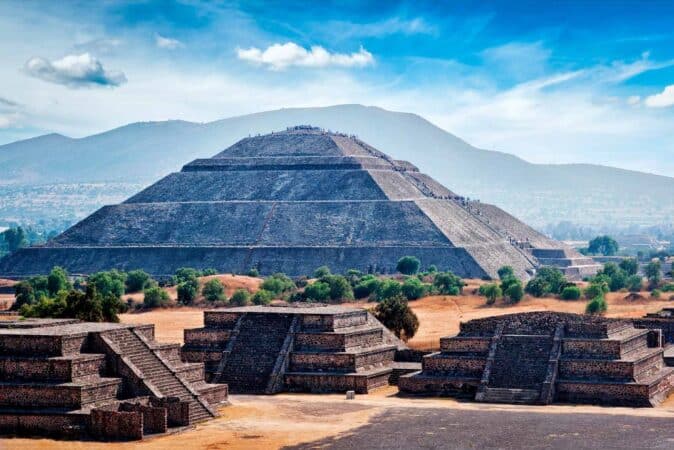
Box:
481 387 540 404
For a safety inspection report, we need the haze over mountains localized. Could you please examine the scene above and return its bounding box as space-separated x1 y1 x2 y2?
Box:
1 104 672 228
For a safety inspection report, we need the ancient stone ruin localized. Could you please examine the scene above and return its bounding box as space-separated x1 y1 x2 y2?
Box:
0 319 227 440
0 126 598 280
181 305 405 394
399 312 674 406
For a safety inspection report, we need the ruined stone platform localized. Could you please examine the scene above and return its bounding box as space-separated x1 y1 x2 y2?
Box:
0 319 228 440
181 305 403 394
399 312 674 407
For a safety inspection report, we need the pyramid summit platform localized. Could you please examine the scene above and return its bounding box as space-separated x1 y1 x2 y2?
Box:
0 126 598 279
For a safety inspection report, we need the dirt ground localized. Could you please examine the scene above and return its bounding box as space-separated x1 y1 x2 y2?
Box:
4 389 674 450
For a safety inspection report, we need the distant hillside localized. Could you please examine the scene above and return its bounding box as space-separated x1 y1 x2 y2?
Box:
1 104 672 227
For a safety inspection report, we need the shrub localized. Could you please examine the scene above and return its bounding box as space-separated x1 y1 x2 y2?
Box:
230 289 251 306
586 296 607 314
125 270 153 293
524 277 547 298
202 279 226 302
372 294 419 341
375 279 403 301
143 287 170 308
504 281 524 303
619 258 638 276
560 286 582 300
497 266 515 280
88 270 126 299
252 289 273 305
433 272 464 295
247 268 260 277
479 283 502 305
396 256 420 275
13 281 36 310
260 273 295 296
177 279 199 304
21 285 125 323
47 266 71 296
313 266 331 278
294 276 309 288
201 268 217 276
304 281 331 302
645 261 662 288
626 275 643 292
401 277 428 300
661 284 674 292
354 277 381 299
174 267 201 284
651 289 662 299
584 282 609 299
322 275 354 302
427 265 438 273
525 267 566 297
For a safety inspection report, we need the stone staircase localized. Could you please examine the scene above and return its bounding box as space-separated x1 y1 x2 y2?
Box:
104 328 214 423
482 387 540 404
218 313 295 393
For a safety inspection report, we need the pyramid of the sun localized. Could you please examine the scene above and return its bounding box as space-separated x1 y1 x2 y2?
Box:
0 126 598 279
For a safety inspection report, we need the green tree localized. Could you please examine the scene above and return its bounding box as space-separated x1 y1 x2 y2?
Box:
47 266 71 296
1 226 27 252
260 273 295 295
322 275 354 301
88 270 126 299
588 235 619 256
230 289 251 306
202 279 226 302
497 266 515 280
626 275 643 292
396 256 420 275
645 260 662 288
313 266 331 278
12 281 35 310
504 281 524 303
372 294 419 341
401 277 427 300
125 270 153 293
427 265 438 273
479 283 502 305
586 296 607 314
433 272 464 295
247 268 260 277
143 287 170 308
353 277 381 299
561 286 582 300
177 278 199 304
174 267 201 284
252 289 273 305
375 279 403 301
619 258 638 276
584 281 609 299
304 281 331 302
201 268 217 276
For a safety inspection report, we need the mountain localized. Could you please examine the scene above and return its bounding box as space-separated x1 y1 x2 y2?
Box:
1 104 672 227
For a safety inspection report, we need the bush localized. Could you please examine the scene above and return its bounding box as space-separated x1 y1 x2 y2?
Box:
584 282 609 299
202 279 226 302
645 261 662 288
47 266 71 296
375 279 403 301
143 287 170 308
661 284 674 292
354 277 381 299
372 294 419 341
433 272 464 295
321 275 354 302
619 258 638 276
524 277 547 298
586 296 607 314
252 289 273 305
125 270 153 293
396 256 420 275
427 265 438 273
177 279 199 304
504 281 524 303
21 285 125 323
313 266 331 279
651 289 662 299
230 289 251 306
497 266 514 280
174 267 201 284
247 268 260 277
479 283 502 305
560 286 582 300
88 270 126 299
13 281 36 310
201 268 217 276
304 281 331 302
525 267 566 297
401 277 427 300
626 275 643 292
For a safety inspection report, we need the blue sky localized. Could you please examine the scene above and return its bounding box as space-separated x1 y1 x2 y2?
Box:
1 0 674 175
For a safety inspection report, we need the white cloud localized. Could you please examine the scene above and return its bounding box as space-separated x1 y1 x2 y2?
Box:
0 112 20 129
24 53 127 88
236 42 374 70
645 85 674 108
627 95 641 105
324 17 437 38
155 34 183 50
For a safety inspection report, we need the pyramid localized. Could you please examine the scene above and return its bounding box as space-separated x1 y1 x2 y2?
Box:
0 126 598 279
